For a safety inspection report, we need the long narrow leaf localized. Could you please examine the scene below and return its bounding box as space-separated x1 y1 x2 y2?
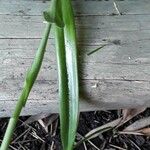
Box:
43 0 70 149
0 15 51 150
50 0 79 149
61 0 79 149
55 26 69 149
51 0 69 149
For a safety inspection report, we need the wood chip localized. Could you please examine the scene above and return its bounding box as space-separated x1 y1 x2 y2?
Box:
124 116 150 131
118 108 146 127
24 113 51 124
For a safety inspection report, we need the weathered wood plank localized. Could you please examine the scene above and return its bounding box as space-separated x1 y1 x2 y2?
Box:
0 0 116 16
1 0 150 16
2 63 150 81
1 39 150 64
1 79 150 117
1 0 150 117
1 15 150 38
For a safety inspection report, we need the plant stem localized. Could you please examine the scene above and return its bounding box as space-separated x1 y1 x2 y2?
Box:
0 23 51 150
61 0 79 149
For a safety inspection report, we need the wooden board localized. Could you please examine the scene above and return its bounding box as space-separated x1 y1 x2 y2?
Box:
1 0 150 117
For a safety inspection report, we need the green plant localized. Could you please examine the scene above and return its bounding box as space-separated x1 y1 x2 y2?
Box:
0 0 79 150
0 22 51 150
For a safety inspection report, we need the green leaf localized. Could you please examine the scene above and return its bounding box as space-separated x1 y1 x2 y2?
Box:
43 11 55 23
43 0 64 28
61 0 79 149
0 16 51 150
55 25 69 149
54 1 69 147
53 0 79 149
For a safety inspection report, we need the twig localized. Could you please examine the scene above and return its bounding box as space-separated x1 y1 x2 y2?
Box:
12 128 31 143
118 131 143 136
76 132 101 150
30 131 45 143
18 143 26 150
88 140 101 150
19 119 36 132
113 1 121 15
83 142 87 150
110 144 126 150
87 44 106 56
129 139 141 150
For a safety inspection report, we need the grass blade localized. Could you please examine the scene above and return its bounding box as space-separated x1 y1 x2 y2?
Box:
44 0 70 148
61 0 79 149
52 0 69 148
55 26 69 149
51 0 79 149
0 18 51 150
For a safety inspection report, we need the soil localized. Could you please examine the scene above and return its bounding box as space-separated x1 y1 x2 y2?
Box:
0 109 150 150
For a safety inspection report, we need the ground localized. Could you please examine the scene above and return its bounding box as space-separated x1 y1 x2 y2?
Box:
0 109 150 150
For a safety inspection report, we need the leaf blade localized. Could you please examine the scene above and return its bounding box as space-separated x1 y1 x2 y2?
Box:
0 22 51 150
61 0 79 149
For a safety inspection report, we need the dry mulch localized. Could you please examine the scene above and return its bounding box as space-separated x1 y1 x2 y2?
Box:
0 109 150 150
